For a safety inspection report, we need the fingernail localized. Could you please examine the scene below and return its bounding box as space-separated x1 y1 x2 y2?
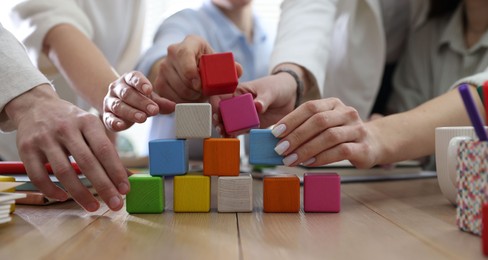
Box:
213 113 219 121
109 196 122 209
216 126 221 134
147 104 158 114
115 121 123 128
135 112 145 121
86 201 99 212
302 157 316 166
283 153 298 166
272 124 286 137
274 140 290 155
142 83 151 94
118 182 129 194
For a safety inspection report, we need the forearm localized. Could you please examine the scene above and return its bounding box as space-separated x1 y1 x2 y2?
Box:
43 24 118 112
369 87 477 165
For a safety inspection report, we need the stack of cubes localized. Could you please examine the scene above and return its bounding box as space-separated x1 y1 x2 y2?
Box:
248 123 341 213
126 52 342 214
127 52 258 213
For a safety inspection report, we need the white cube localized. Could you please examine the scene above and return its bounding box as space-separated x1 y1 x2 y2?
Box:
217 173 253 212
175 103 212 139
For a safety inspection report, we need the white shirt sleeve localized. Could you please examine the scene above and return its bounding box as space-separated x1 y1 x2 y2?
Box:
0 24 51 132
10 0 94 68
269 0 338 90
451 71 488 90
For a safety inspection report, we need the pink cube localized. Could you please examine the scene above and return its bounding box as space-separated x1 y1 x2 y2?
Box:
219 93 260 135
304 173 340 213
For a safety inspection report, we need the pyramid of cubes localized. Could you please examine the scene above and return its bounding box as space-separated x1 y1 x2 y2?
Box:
126 52 341 214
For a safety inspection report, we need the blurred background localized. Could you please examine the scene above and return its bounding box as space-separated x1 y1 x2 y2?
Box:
0 0 282 158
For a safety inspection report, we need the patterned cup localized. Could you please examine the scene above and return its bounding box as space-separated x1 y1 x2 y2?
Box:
455 140 488 236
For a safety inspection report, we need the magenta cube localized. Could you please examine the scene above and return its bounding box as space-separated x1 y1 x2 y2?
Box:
304 173 341 213
219 93 260 135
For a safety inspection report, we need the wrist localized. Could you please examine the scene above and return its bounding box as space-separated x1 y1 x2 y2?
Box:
271 66 304 108
5 84 58 125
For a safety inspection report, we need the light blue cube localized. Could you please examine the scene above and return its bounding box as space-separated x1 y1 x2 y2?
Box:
249 129 284 165
149 139 188 176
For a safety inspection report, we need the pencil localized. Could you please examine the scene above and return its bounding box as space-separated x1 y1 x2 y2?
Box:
458 84 488 141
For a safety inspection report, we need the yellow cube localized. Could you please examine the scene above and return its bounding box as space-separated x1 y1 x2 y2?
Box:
0 176 16 213
174 173 210 212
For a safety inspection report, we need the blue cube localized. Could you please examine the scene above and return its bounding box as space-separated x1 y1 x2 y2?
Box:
149 139 188 176
249 129 283 165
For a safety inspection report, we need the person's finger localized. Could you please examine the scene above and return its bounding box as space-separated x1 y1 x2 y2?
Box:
159 59 202 101
110 81 159 117
275 105 359 157
272 98 343 138
150 92 176 114
307 142 373 169
235 62 243 78
103 111 133 132
43 144 100 212
123 71 154 97
80 116 129 196
169 35 214 92
18 145 68 201
68 116 125 211
104 96 148 124
167 43 199 92
282 124 366 167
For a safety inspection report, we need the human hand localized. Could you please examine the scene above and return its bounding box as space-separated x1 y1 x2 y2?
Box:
270 98 378 168
103 71 176 131
210 73 296 136
5 84 130 212
152 35 242 103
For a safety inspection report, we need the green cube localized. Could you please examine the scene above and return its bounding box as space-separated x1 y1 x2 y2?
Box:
126 174 164 214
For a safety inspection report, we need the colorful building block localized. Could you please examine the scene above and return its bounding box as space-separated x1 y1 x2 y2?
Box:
126 174 164 214
149 139 188 176
219 93 260 135
217 173 253 212
203 138 240 176
175 103 212 138
249 129 284 165
263 175 300 213
0 176 15 213
304 173 341 213
174 173 210 212
199 52 238 96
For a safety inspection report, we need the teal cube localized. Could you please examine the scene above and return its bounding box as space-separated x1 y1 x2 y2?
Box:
126 174 164 214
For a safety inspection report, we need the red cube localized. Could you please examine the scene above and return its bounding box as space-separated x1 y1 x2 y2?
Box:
199 52 238 96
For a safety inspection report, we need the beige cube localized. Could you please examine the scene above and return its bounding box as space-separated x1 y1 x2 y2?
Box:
217 173 253 212
175 103 212 139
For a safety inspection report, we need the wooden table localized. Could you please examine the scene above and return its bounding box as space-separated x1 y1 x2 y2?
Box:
0 177 483 259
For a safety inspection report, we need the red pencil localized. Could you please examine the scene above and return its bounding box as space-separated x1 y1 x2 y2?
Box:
482 81 488 124
0 161 81 175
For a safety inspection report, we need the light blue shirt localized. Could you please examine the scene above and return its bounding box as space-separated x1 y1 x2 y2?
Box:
136 1 273 156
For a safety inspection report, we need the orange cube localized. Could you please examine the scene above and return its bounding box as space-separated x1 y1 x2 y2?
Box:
203 138 240 176
263 175 300 213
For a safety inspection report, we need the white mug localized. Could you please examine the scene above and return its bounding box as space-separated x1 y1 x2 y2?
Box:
435 127 486 204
